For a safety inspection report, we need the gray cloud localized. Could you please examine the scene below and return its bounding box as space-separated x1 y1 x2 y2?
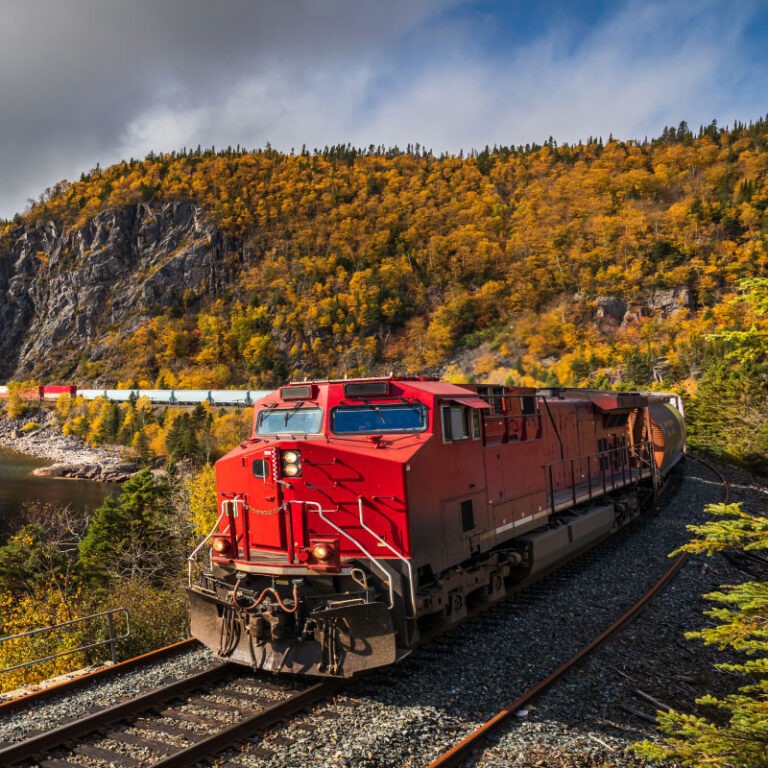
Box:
363 0 755 149
0 0 450 216
0 0 762 219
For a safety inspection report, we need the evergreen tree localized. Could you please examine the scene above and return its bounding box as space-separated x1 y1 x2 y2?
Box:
634 502 768 767
688 279 768 473
78 469 179 586
165 412 200 461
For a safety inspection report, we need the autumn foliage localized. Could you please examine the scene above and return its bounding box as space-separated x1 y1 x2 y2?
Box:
2 119 768 697
53 393 252 464
1 119 767 392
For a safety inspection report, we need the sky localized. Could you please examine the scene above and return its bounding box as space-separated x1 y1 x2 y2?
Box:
1 0 766 220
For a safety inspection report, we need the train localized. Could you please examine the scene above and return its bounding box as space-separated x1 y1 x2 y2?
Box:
187 376 685 677
0 385 271 406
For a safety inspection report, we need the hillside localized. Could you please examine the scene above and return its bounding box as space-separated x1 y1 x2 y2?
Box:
1 119 767 392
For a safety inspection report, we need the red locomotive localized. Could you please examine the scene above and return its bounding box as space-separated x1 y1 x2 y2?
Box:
187 377 684 676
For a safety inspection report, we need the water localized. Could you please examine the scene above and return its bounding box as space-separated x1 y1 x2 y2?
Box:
0 447 118 536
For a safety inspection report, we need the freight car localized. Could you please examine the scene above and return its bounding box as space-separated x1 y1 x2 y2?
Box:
0 385 271 406
76 389 271 405
0 385 77 400
187 377 685 677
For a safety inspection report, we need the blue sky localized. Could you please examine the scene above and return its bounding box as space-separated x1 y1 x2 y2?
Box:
0 0 766 220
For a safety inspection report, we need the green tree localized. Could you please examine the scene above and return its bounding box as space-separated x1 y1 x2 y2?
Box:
688 279 768 473
78 469 180 586
165 412 200 461
0 503 87 600
634 502 768 767
0 524 72 600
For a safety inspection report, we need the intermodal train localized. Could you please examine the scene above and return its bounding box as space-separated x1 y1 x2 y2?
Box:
187 377 685 677
0 385 270 406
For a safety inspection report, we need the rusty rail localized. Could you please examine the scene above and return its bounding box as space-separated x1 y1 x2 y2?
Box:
0 637 199 714
425 455 728 768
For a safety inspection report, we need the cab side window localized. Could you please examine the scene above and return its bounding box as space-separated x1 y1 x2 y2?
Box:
442 405 481 443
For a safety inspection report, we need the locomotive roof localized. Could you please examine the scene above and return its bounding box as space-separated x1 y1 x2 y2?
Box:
552 388 648 411
277 377 653 413
280 376 491 402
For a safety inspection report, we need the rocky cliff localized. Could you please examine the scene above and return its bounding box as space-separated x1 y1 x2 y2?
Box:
0 202 233 381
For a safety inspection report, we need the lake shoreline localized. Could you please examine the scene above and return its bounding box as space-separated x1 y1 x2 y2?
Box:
0 412 137 483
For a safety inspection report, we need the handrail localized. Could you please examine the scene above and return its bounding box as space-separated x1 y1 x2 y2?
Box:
296 500 396 611
543 441 655 514
357 498 417 619
0 608 130 675
188 509 228 586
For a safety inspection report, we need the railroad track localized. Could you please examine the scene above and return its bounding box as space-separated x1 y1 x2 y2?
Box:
0 638 201 716
424 453 730 768
0 663 344 767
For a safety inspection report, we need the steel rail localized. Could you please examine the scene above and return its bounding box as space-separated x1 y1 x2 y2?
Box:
0 637 200 715
424 455 728 768
1 660 345 768
0 663 232 765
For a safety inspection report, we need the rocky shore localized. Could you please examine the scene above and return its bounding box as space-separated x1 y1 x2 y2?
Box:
0 412 137 483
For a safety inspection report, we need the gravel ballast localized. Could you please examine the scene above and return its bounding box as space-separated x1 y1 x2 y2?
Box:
234 458 763 768
0 648 220 745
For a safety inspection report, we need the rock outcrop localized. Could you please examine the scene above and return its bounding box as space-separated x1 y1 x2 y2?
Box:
595 297 627 332
595 287 694 333
0 413 135 482
0 202 234 380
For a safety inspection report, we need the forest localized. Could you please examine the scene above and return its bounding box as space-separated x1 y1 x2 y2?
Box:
1 119 766 395
1 120 767 764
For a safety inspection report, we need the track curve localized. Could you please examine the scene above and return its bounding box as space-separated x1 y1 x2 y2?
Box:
423 453 730 768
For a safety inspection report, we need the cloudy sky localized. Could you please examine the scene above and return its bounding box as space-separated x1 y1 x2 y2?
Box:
1 0 765 219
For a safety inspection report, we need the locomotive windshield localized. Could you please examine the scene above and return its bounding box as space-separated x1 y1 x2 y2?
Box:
256 406 323 435
331 404 428 434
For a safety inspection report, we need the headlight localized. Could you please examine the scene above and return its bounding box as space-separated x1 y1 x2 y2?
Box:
307 538 339 570
211 536 231 555
311 542 334 561
282 449 302 477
